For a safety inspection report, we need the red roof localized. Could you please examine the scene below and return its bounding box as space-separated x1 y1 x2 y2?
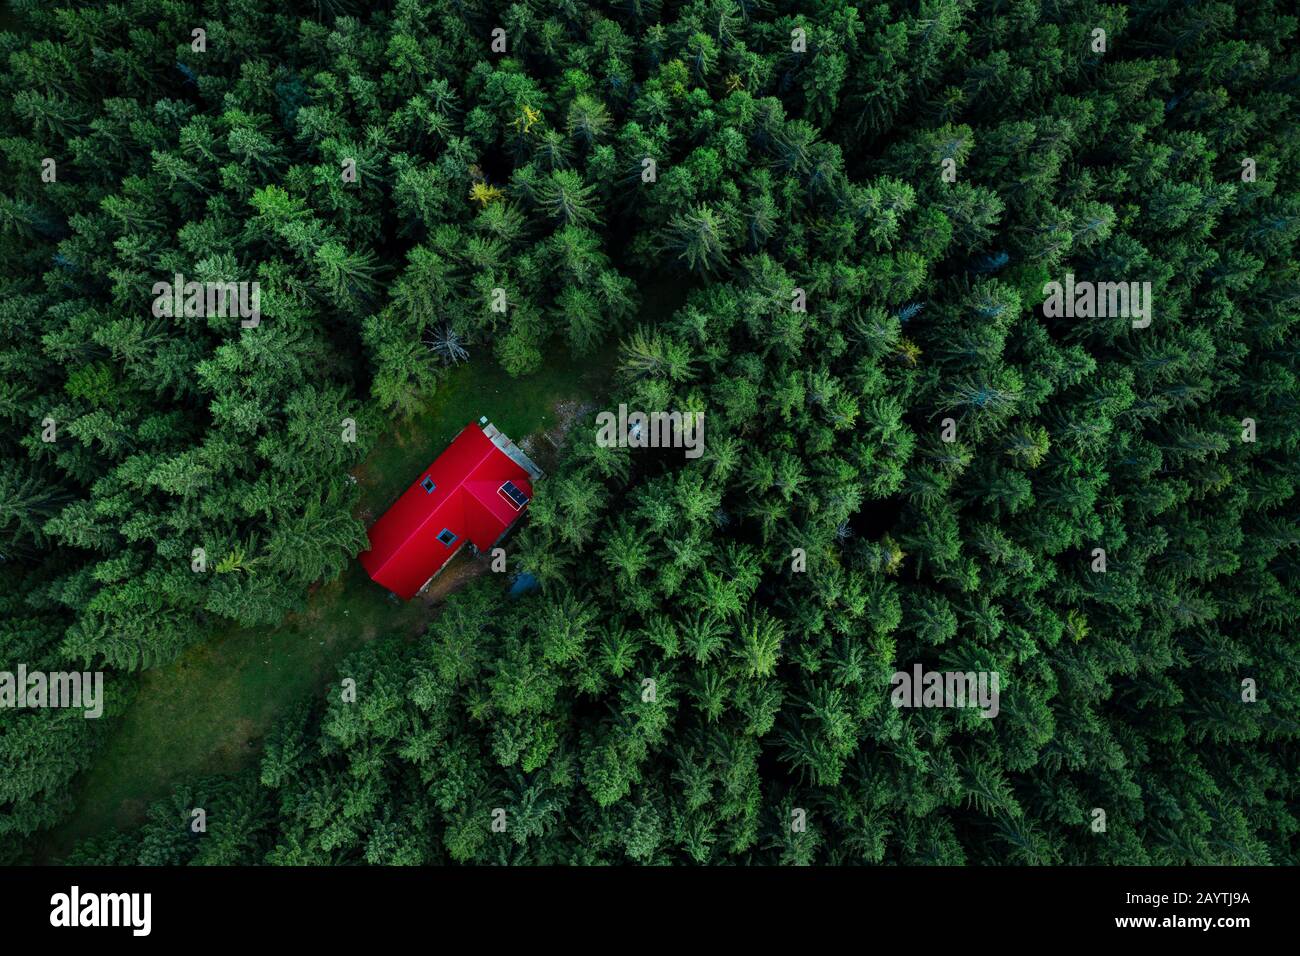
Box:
359 421 540 599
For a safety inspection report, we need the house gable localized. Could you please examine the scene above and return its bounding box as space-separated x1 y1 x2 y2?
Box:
359 421 542 599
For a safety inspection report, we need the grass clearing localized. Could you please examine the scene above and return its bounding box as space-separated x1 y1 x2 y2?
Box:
40 345 619 859
356 342 619 516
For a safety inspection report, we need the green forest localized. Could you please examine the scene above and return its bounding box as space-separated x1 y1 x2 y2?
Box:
0 0 1296 866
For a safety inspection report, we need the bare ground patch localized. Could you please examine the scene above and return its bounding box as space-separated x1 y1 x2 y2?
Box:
520 397 597 473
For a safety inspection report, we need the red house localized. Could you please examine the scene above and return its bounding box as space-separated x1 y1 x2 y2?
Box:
359 418 544 599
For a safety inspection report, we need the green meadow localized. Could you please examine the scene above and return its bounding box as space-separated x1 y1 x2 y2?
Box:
40 346 619 857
